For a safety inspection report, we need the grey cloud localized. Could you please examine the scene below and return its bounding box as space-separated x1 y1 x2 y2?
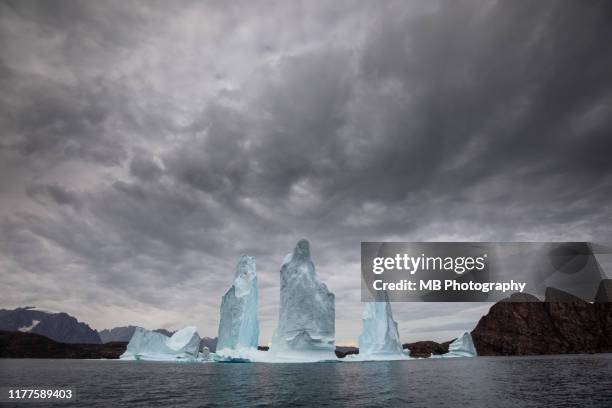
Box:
0 0 611 341
0 64 127 165
165 103 252 196
129 155 163 182
26 184 82 209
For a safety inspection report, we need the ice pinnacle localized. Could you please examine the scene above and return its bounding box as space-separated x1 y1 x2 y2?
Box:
358 300 403 356
217 254 260 351
445 332 477 357
270 239 335 357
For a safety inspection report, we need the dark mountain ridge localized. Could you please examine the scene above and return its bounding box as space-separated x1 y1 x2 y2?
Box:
0 307 101 344
99 326 177 343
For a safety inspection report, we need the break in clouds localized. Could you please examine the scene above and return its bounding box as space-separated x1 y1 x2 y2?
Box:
0 0 611 343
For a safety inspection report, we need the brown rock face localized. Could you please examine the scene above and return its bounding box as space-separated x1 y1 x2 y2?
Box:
543 288 604 353
472 281 612 355
594 279 612 350
594 279 612 303
334 346 358 358
402 340 451 358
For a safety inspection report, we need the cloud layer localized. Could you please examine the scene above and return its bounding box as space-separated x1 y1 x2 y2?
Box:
1 0 611 343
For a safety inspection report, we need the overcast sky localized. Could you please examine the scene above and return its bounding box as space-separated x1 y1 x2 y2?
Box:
1 0 611 345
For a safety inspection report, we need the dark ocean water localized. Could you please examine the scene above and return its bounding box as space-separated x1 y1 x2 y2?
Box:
1 354 611 407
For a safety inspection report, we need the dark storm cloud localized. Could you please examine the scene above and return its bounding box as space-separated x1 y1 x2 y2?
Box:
351 0 612 202
0 0 611 341
26 183 82 209
165 49 355 203
0 64 126 165
129 154 163 182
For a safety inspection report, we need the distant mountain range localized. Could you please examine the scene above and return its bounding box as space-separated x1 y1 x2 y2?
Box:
0 307 219 351
200 336 218 352
0 307 101 344
99 326 175 343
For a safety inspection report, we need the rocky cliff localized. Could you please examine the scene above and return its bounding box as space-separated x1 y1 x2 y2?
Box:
472 279 612 355
402 340 452 358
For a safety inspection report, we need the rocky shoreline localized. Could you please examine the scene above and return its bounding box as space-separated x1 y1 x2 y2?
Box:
0 331 127 359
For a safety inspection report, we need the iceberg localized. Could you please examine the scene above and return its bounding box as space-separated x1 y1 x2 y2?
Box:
120 326 201 361
216 255 259 353
269 239 336 361
357 301 405 359
434 332 477 358
447 332 477 356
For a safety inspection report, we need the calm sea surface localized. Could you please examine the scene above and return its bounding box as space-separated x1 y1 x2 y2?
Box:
1 354 611 407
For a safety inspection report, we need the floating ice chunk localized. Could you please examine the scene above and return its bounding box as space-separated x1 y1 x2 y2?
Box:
167 326 201 353
120 326 201 361
342 351 411 362
120 328 167 360
358 301 405 358
216 255 259 353
212 348 338 363
270 239 336 361
433 332 477 358
447 332 477 356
